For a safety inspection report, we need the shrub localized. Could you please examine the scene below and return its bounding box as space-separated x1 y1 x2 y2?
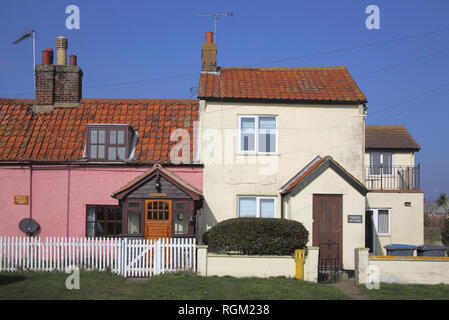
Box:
441 218 449 247
206 218 309 255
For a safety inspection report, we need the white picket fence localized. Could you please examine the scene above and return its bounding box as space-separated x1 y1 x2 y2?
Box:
0 236 196 277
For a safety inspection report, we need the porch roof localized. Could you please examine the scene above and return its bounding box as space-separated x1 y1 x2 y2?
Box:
111 164 202 201
280 155 368 196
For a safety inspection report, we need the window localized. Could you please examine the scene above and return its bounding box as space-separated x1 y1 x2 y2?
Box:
369 152 393 176
86 205 122 237
127 201 141 235
238 196 276 218
174 201 189 235
367 208 390 235
86 124 132 161
238 116 277 154
377 209 390 234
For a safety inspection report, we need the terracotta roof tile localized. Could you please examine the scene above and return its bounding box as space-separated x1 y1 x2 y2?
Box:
366 125 420 151
198 66 367 103
0 99 199 163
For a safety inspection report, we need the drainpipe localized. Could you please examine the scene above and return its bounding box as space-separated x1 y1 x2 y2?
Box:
66 164 71 237
29 164 33 221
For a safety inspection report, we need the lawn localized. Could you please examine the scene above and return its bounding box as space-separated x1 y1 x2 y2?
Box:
0 271 348 300
360 283 449 300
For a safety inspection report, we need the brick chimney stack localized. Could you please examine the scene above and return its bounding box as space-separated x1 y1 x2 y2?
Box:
34 36 83 112
201 32 217 72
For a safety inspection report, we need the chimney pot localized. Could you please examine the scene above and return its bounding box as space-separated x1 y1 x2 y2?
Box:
42 50 51 65
45 48 54 64
69 55 77 66
56 36 68 65
205 32 214 43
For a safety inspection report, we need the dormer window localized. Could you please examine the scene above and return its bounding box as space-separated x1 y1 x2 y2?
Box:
86 124 134 162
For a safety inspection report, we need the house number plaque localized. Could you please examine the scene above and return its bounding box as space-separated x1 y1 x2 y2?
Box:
348 215 362 223
14 196 29 205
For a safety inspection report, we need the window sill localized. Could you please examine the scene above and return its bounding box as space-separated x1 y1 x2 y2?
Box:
377 233 391 237
236 152 280 157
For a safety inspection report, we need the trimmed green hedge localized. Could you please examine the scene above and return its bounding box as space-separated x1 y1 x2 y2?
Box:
205 218 309 256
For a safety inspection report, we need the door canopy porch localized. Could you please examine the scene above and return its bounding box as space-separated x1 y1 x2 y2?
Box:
280 155 368 196
111 164 202 239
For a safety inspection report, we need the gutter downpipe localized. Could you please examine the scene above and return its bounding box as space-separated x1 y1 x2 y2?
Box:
67 164 71 237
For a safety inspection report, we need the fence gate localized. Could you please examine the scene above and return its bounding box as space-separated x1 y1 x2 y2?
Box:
122 237 196 278
318 241 341 283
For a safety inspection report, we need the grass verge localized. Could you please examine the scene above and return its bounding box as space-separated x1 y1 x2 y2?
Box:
0 271 348 300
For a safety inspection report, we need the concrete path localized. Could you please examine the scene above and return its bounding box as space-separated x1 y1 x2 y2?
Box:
327 278 371 300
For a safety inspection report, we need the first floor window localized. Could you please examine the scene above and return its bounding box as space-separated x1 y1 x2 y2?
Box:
238 115 277 154
86 124 132 162
369 152 393 176
238 196 276 218
86 205 122 237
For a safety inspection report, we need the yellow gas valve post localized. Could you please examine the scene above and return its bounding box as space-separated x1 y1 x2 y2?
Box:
294 249 306 280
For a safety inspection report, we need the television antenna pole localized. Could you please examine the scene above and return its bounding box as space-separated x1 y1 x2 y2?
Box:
12 30 36 89
198 12 233 43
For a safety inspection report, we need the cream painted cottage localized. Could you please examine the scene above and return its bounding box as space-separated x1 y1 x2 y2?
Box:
196 32 423 272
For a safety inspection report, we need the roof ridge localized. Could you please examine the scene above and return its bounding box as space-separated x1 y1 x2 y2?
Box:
219 66 347 71
0 98 200 104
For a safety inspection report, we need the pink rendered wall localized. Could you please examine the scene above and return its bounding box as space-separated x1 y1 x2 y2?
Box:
0 165 202 238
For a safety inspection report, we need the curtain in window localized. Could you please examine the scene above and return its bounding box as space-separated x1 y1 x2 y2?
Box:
382 153 393 175
240 118 255 151
260 198 275 218
86 207 96 237
370 152 381 175
239 197 257 217
378 209 389 234
258 117 276 153
127 211 141 235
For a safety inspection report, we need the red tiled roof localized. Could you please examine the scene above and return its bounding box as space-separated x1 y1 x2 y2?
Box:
198 66 367 103
0 99 199 163
366 125 421 151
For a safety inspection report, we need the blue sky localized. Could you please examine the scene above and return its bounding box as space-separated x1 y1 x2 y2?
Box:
0 0 448 199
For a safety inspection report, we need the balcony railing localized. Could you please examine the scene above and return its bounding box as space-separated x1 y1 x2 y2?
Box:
365 164 420 190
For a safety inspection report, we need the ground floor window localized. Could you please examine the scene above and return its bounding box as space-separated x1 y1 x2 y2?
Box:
86 205 122 237
238 196 276 218
365 208 390 255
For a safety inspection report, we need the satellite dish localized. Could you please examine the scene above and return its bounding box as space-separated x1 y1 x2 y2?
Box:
18 218 40 235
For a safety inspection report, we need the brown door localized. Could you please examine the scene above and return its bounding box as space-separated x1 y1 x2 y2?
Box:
313 194 343 267
145 200 172 241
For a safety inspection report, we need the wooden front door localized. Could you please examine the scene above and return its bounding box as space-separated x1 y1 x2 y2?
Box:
313 194 343 267
145 200 172 240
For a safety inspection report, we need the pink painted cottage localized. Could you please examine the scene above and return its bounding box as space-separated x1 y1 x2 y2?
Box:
0 37 203 241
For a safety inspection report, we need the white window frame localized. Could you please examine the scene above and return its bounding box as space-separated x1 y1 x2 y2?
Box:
369 152 394 177
237 115 278 155
237 196 277 218
369 208 391 236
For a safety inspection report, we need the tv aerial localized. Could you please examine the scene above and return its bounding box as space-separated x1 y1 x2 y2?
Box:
12 29 36 88
198 12 233 43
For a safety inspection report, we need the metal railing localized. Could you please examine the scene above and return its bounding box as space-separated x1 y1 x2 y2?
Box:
365 164 420 190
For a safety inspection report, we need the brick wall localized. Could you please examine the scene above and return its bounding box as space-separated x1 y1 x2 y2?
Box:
35 65 83 105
